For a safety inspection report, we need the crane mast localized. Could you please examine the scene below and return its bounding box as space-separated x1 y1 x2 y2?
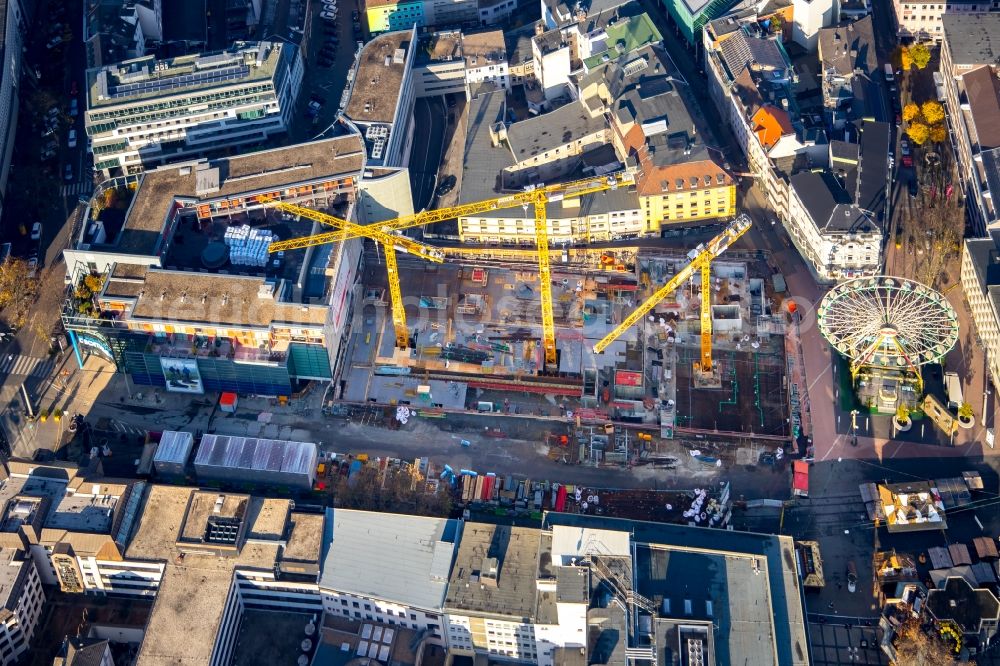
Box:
592 215 752 375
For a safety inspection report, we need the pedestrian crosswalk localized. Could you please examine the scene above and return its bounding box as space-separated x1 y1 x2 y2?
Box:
106 419 148 437
0 355 55 378
60 181 93 198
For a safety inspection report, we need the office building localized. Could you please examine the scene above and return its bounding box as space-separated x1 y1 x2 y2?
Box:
940 13 1000 235
363 0 515 33
85 41 303 176
62 135 414 396
961 236 1000 389
124 486 324 666
342 30 416 167
318 509 460 643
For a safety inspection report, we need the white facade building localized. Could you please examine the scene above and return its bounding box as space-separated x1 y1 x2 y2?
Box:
85 41 303 176
0 547 45 666
792 0 839 51
892 0 999 41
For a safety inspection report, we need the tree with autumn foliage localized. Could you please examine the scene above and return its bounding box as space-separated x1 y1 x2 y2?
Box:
922 101 945 125
930 124 947 143
903 103 920 122
908 122 931 145
892 617 974 665
910 42 932 69
898 46 913 70
0 257 39 330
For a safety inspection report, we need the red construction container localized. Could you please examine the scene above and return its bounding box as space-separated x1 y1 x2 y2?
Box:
555 485 568 512
220 392 238 413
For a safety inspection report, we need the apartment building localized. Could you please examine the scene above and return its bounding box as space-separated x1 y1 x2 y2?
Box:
941 13 1000 235
0 0 28 224
62 135 411 396
817 16 878 128
318 510 459 644
84 0 162 68
574 43 735 227
0 546 44 666
54 637 116 666
706 21 810 219
457 88 643 244
85 41 303 177
413 30 509 97
892 0 1000 41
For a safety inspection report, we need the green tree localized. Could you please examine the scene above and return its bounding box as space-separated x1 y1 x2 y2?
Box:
910 42 932 69
902 103 920 122
908 122 931 145
922 100 945 125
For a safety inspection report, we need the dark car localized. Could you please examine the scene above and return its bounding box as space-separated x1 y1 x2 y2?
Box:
351 9 359 19
436 174 457 196
908 178 919 198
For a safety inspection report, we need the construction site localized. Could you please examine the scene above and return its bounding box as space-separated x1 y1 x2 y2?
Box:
264 180 794 443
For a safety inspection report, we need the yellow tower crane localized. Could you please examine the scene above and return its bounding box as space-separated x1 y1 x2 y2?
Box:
255 196 444 348
592 214 752 375
266 172 635 366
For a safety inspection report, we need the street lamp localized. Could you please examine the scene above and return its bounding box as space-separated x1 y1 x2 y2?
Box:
850 409 859 447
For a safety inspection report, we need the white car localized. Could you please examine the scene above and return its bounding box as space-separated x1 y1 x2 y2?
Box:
69 99 78 117
321 10 337 19
67 129 77 148
30 222 41 241
27 257 38 278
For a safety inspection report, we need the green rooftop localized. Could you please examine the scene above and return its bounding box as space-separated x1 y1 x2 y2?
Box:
582 13 663 70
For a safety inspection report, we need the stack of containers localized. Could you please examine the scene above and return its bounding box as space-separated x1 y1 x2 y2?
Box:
224 224 275 267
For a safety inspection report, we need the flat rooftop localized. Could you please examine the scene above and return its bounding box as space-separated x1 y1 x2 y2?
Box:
943 13 1000 66
280 512 325 575
504 102 608 162
105 268 329 328
0 547 29 614
462 30 506 69
128 485 288 666
0 466 129 536
99 135 364 255
344 32 411 125
312 615 422 666
418 31 462 64
445 523 541 619
86 41 290 109
544 513 810 666
320 509 461 611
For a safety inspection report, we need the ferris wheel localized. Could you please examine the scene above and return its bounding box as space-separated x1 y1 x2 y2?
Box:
817 276 959 375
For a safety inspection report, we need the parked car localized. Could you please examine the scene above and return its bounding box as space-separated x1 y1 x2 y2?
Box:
30 222 41 241
352 9 359 19
67 129 77 148
908 178 918 198
895 112 901 126
436 174 457 196
901 155 913 168
27 256 38 278
847 561 858 593
63 164 73 181
69 99 78 117
900 139 910 156
320 10 337 20
70 80 78 96
46 35 63 49
308 100 323 111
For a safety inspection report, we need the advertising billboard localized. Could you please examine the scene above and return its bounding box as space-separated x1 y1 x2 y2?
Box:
160 358 204 394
